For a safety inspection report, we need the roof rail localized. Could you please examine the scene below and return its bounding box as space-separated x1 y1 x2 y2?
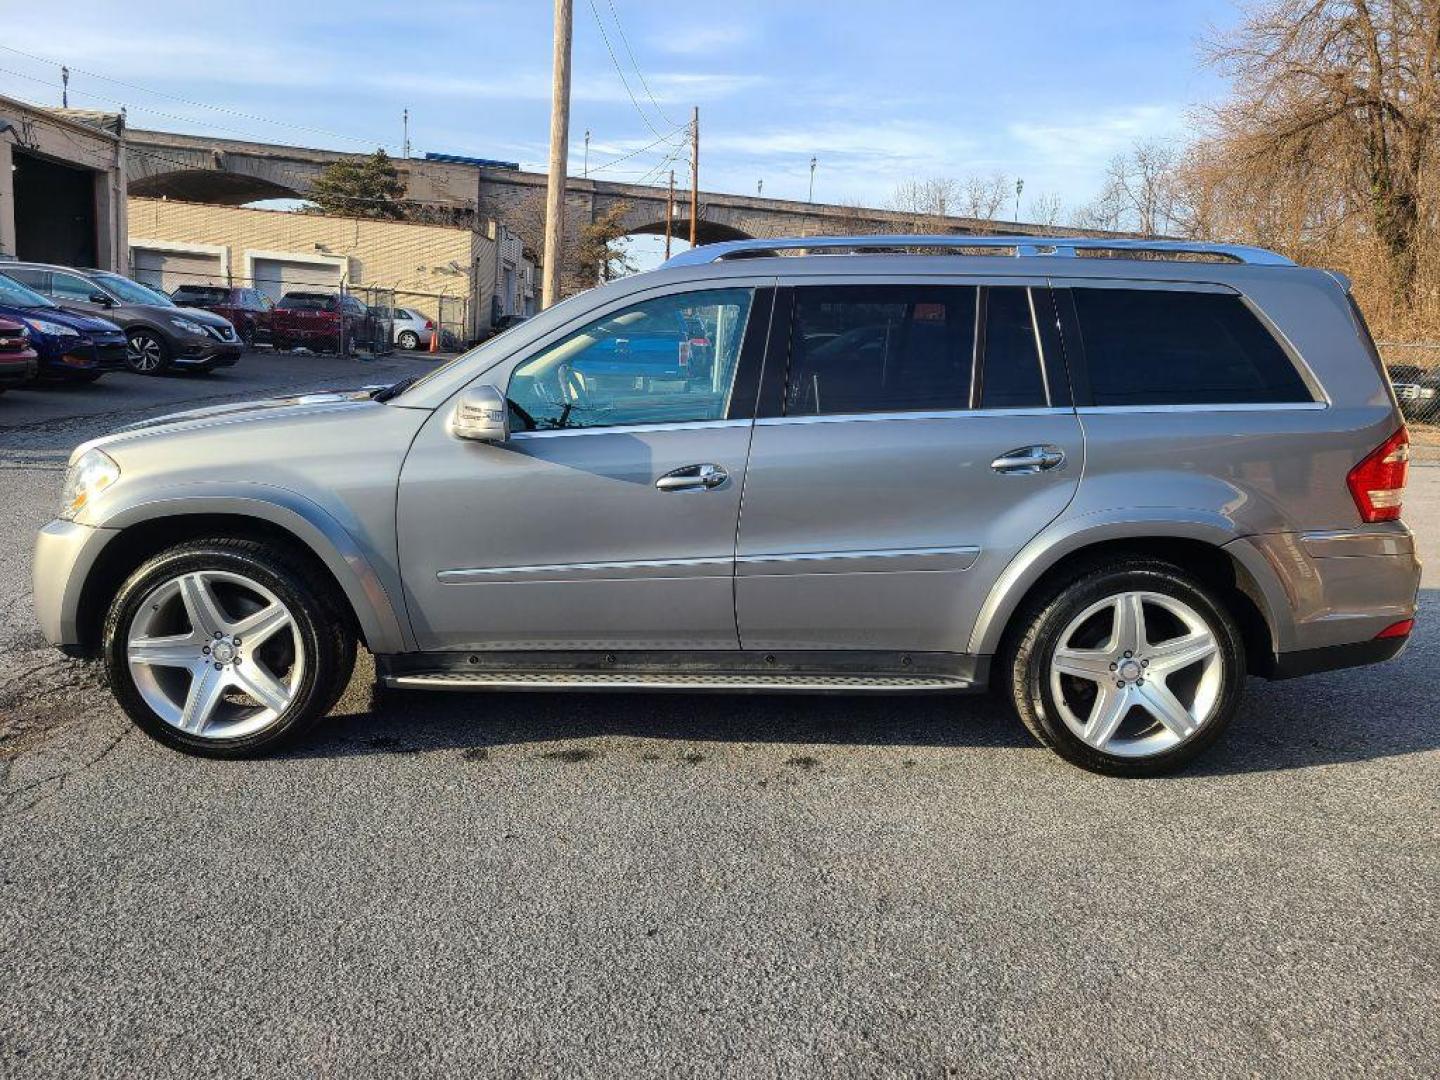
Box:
661 235 1294 269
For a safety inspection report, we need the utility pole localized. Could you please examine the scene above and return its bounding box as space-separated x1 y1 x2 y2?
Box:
757 179 763 196
542 0 573 309
808 156 817 203
403 108 411 159
689 107 699 247
665 169 675 260
61 66 69 108
1014 178 1024 222
583 129 590 178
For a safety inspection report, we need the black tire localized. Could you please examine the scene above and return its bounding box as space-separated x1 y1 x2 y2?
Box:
103 538 356 758
1004 557 1246 777
126 329 172 374
398 330 420 350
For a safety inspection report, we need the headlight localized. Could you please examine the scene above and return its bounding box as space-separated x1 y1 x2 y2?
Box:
169 317 207 335
25 317 79 338
59 449 120 521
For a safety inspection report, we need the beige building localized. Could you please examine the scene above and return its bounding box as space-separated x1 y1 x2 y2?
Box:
126 197 534 339
0 96 127 270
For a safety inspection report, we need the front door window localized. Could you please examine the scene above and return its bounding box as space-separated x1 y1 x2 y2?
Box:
506 288 754 431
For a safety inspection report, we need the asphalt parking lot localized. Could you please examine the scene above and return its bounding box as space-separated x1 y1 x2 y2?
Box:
1 352 1437 1078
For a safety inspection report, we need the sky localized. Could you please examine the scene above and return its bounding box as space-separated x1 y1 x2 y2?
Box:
0 0 1244 263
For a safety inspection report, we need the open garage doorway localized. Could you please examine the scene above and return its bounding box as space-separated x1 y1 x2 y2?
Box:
13 150 99 268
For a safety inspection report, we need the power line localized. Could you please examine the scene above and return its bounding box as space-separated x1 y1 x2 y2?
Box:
0 42 398 150
604 0 680 129
586 123 689 174
584 0 680 145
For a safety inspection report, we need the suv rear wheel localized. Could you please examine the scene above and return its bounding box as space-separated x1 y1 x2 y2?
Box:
1006 558 1245 776
103 539 356 757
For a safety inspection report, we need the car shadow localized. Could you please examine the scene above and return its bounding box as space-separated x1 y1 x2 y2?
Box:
294 590 1439 778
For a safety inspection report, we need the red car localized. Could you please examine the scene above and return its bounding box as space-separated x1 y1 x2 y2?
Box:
170 284 274 348
0 316 39 393
269 291 369 353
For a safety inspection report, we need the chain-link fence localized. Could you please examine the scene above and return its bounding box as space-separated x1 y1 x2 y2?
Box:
1378 342 1440 428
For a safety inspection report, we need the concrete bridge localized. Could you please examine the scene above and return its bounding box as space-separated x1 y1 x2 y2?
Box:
125 128 1087 268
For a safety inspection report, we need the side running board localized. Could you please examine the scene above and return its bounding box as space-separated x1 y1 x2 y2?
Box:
385 670 975 693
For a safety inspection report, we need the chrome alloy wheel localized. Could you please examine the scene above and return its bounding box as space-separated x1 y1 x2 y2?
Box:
1048 590 1223 759
127 332 164 372
126 570 304 739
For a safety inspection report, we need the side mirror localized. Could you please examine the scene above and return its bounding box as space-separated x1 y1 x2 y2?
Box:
451 385 510 443
89 293 115 307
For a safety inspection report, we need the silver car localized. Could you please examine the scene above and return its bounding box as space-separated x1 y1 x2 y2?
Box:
33 236 1421 775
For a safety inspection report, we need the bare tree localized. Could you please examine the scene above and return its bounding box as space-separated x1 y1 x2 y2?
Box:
1096 140 1181 235
1195 0 1440 302
888 178 960 220
961 172 1010 222
1027 191 1066 228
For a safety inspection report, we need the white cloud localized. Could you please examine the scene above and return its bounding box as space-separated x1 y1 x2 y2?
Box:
648 26 754 56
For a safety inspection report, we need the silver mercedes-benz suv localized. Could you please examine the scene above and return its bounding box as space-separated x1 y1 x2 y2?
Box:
33 236 1420 775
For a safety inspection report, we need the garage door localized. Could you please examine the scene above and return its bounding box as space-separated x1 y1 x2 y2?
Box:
131 247 224 294
250 257 342 303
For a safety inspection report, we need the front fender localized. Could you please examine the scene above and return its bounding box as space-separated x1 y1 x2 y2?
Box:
966 508 1292 656
92 484 413 653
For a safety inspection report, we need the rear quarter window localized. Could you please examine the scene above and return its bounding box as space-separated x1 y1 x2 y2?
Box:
1070 287 1311 406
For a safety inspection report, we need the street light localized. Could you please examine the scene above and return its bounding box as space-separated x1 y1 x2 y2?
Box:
808 157 817 203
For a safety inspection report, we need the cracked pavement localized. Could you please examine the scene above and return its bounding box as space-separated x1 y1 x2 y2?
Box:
1 353 1438 1078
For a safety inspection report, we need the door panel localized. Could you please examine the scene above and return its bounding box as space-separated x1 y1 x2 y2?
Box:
396 284 772 653
735 412 1082 651
734 280 1082 654
398 422 752 650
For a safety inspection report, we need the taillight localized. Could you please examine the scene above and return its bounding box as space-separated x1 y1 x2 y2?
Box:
1375 619 1413 640
425 320 434 330
1346 427 1409 522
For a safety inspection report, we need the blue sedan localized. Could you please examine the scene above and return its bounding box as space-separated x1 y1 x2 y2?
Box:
0 272 128 381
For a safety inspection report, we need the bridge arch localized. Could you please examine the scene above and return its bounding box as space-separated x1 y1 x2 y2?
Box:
620 218 753 246
128 169 302 206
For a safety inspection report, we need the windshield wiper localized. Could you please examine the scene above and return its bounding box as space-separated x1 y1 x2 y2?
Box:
371 376 418 402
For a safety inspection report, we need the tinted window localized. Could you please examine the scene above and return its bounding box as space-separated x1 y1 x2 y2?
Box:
276 294 331 311
173 286 228 304
5 268 49 291
1071 288 1311 406
51 272 101 302
980 287 1048 408
508 288 753 430
787 285 976 415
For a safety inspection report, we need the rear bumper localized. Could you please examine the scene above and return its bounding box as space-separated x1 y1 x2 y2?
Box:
1236 525 1421 676
1269 635 1411 679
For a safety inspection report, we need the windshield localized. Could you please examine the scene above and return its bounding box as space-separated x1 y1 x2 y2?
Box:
93 272 175 307
0 272 58 310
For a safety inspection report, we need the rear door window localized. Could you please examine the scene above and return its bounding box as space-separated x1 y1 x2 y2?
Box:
1070 287 1311 406
786 285 977 415
979 287 1049 408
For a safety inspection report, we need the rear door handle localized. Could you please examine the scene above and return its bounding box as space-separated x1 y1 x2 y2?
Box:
991 445 1066 474
655 463 729 491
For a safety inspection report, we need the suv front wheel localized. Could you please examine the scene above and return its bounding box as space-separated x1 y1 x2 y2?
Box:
103 539 356 757
1007 558 1246 776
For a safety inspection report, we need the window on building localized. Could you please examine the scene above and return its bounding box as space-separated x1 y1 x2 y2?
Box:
1071 287 1312 406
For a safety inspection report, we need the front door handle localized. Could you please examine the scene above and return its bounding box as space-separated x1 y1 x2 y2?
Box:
655 463 729 492
991 445 1066 474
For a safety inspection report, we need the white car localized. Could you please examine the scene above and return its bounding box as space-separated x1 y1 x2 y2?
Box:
390 307 434 350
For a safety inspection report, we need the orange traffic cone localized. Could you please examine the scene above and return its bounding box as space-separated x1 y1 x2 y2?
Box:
428 328 438 353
